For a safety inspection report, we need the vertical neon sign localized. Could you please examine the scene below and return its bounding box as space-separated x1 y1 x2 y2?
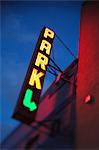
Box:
12 27 55 124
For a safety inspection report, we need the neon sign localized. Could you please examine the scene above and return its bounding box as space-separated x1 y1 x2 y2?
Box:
13 27 55 124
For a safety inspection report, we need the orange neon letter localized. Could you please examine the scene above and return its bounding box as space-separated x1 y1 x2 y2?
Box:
44 27 54 39
29 68 44 90
35 52 48 71
40 40 51 55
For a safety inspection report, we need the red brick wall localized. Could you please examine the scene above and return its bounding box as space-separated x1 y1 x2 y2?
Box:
76 2 99 149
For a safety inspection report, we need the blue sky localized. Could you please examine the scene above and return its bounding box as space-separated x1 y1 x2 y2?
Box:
1 1 83 142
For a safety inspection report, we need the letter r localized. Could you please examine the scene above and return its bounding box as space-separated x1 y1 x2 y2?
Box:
35 52 48 70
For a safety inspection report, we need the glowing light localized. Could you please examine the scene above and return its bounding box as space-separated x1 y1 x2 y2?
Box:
35 52 48 70
23 89 37 111
29 68 44 89
44 27 54 39
85 95 91 103
40 40 51 55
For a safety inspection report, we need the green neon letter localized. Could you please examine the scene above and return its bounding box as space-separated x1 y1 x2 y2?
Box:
23 89 37 111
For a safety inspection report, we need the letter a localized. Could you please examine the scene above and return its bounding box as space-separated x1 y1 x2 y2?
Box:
40 40 51 55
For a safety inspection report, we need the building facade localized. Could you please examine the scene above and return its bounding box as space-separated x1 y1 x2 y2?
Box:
76 1 99 149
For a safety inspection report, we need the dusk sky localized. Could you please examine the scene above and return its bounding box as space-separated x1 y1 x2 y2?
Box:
1 1 83 142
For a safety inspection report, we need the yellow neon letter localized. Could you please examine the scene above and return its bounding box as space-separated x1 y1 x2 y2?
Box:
35 52 48 71
40 40 51 55
44 27 54 39
29 68 44 90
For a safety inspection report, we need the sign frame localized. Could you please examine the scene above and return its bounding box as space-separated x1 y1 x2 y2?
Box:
12 27 55 124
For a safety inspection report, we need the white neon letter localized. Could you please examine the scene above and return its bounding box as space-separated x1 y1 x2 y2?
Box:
44 27 54 39
35 52 48 71
40 40 51 55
